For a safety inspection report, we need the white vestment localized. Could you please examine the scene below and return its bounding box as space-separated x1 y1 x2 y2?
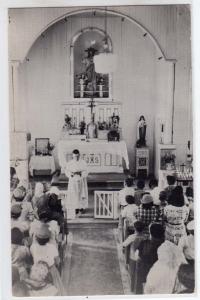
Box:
64 159 88 209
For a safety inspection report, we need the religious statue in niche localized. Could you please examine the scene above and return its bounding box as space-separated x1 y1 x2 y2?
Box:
136 115 147 147
79 117 86 135
73 30 110 98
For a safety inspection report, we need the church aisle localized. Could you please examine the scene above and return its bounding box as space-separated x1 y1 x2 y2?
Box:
64 227 124 296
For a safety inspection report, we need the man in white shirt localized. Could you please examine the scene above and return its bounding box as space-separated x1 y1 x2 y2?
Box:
64 149 88 215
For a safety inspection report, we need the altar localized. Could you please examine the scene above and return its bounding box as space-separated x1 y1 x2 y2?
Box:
57 139 129 173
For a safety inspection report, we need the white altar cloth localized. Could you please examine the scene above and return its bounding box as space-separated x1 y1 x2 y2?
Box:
57 140 129 173
29 155 56 176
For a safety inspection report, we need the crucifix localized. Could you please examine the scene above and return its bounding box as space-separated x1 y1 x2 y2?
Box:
88 97 96 118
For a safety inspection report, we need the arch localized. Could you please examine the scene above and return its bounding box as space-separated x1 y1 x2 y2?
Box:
23 7 176 63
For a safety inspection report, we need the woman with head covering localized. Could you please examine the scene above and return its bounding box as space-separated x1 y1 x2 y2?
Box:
30 224 65 295
144 240 186 294
11 204 30 233
12 187 34 222
32 182 45 209
163 186 189 245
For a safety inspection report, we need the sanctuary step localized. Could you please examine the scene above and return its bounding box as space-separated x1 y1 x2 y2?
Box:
51 172 126 190
67 217 118 229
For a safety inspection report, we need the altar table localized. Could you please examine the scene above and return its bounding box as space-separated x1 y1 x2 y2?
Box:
57 140 129 173
29 155 56 176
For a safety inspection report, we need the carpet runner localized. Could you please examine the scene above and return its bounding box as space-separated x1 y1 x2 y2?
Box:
63 228 124 296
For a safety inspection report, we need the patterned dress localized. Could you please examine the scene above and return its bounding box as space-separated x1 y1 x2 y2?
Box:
164 204 189 245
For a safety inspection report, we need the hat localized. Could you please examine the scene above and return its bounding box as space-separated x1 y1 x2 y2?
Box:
11 204 22 217
187 220 194 231
13 187 25 200
35 224 51 239
141 194 153 204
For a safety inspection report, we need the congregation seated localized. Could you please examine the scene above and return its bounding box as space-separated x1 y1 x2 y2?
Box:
10 172 67 296
10 168 194 296
119 176 195 295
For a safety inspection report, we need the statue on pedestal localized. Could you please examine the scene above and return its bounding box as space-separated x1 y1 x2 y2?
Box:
136 115 147 147
86 114 98 139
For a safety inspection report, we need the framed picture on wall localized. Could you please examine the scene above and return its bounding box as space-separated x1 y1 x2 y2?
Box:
35 138 49 155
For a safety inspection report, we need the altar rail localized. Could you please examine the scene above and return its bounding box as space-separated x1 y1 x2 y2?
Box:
94 191 120 219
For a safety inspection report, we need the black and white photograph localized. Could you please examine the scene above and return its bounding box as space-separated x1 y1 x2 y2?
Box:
1 1 198 298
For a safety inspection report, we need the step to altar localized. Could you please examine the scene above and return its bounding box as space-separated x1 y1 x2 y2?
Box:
67 216 119 229
51 172 125 190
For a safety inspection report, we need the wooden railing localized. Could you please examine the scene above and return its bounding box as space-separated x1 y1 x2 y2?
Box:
94 190 120 219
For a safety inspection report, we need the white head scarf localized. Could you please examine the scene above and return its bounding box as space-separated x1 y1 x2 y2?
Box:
47 186 60 196
34 182 44 198
157 240 186 269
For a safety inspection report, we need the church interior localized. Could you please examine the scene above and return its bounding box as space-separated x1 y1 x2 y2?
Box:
9 4 194 296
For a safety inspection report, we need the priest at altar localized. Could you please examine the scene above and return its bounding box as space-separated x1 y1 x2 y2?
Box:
64 149 88 214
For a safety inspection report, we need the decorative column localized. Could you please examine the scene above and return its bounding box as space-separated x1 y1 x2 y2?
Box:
10 60 29 181
163 61 176 145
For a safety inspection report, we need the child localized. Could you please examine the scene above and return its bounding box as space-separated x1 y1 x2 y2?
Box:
119 177 135 207
149 179 160 206
24 261 58 296
164 175 176 201
134 223 165 294
121 195 137 234
30 224 65 295
11 227 31 280
134 180 145 206
122 221 146 292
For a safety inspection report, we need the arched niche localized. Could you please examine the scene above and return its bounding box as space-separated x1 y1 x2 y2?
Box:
70 27 113 100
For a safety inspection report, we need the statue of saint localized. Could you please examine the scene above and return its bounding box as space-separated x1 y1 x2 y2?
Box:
86 115 98 139
136 115 147 147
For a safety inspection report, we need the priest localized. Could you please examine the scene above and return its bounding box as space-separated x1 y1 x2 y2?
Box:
64 149 88 215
